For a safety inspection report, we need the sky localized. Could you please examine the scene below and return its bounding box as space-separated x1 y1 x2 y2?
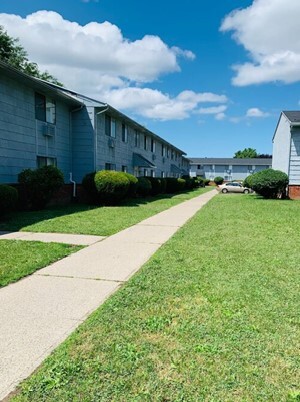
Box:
1 0 300 157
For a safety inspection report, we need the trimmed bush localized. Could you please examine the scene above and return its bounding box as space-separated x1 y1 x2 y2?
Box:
146 177 162 195
0 184 18 216
182 175 196 190
94 170 130 205
123 173 138 197
204 178 210 186
197 177 205 188
165 177 186 193
160 178 167 193
136 177 152 197
250 168 288 199
18 165 64 210
214 176 224 185
243 174 254 189
82 172 98 203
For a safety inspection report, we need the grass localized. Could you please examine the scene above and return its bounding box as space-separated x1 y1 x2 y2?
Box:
12 194 300 401
0 240 81 287
0 188 212 236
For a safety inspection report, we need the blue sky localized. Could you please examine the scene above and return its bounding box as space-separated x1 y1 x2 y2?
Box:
1 0 300 157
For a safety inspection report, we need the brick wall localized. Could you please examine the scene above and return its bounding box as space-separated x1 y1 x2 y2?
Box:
288 185 300 199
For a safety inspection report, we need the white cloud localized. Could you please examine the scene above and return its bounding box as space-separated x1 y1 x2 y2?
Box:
0 10 229 121
220 0 300 85
246 108 269 118
197 105 227 115
0 10 194 85
102 87 228 121
215 112 226 121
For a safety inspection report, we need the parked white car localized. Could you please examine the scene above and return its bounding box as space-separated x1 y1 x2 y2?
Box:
218 182 251 194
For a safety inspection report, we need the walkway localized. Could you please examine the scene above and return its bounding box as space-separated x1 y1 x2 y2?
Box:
0 189 217 401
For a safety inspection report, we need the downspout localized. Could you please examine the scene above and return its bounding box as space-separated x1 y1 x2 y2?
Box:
94 105 109 171
69 104 84 198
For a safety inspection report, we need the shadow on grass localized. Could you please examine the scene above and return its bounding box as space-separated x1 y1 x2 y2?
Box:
0 191 194 232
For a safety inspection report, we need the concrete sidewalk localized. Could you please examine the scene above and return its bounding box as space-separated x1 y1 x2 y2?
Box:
0 189 217 400
0 231 105 245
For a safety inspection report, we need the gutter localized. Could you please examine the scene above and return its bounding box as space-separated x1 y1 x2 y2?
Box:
69 104 84 197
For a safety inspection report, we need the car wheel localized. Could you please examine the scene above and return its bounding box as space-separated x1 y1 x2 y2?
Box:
243 189 250 194
221 188 228 194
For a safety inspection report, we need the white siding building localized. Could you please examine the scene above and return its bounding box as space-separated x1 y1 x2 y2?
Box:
272 111 300 199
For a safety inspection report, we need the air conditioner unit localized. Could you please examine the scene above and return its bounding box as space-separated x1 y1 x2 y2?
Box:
108 138 115 148
42 124 56 137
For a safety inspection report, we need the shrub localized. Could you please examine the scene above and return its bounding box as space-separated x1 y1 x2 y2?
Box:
82 172 98 203
165 177 186 193
214 176 224 185
243 174 254 189
250 169 288 199
182 175 196 190
160 178 167 193
136 177 152 196
123 173 138 197
18 165 64 210
0 184 18 216
203 178 210 186
94 170 130 205
197 177 205 188
145 177 162 195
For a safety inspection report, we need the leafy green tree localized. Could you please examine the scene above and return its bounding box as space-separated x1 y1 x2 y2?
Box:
234 148 258 158
0 26 62 86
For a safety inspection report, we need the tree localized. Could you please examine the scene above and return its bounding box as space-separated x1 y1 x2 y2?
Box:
0 26 62 86
234 148 258 158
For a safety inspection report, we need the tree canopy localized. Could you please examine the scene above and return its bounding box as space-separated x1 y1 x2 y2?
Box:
0 26 62 86
234 148 272 159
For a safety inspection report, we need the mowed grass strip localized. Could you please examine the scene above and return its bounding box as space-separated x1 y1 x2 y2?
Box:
0 240 81 287
12 195 300 401
0 187 212 236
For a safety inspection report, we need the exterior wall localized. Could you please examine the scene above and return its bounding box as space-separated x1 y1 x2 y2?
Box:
289 130 300 185
94 112 183 179
288 185 300 199
0 75 36 183
0 73 73 183
72 106 95 182
272 114 291 174
190 163 272 181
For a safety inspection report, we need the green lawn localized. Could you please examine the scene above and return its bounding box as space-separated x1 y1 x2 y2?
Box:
12 194 300 401
0 240 81 287
0 188 212 236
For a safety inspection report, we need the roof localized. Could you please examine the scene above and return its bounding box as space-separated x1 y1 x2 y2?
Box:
0 60 83 107
282 111 300 125
189 158 272 166
46 83 186 155
132 153 156 168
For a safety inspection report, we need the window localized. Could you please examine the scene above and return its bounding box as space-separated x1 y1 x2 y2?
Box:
37 156 56 168
151 138 155 153
35 93 56 124
134 130 140 147
121 123 128 142
150 170 155 177
161 144 166 157
167 148 170 158
197 165 203 170
105 115 116 138
144 135 148 150
122 165 127 172
105 163 116 170
171 150 174 160
161 171 165 178
144 169 148 177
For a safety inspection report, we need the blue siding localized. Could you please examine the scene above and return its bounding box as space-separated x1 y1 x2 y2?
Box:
72 107 95 182
0 73 73 183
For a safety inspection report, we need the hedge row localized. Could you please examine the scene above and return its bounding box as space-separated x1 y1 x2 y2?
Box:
83 171 202 205
0 165 64 216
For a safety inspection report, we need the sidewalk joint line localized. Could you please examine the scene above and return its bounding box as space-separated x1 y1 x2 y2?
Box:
34 273 124 284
